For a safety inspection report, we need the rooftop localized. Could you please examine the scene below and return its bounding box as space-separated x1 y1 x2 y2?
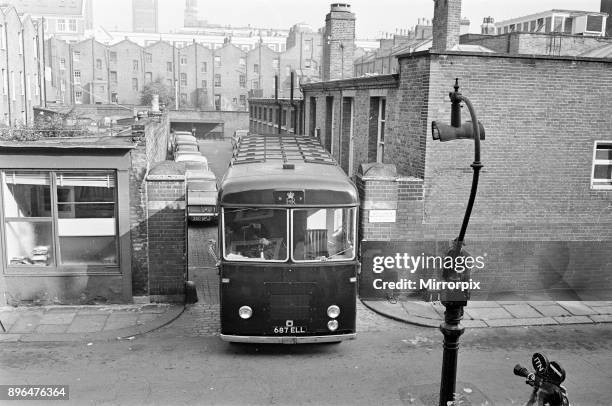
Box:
0 135 135 150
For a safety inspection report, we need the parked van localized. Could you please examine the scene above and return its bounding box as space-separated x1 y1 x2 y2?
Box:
187 170 218 222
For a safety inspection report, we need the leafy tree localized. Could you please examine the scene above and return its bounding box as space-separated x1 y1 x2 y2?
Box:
140 77 175 107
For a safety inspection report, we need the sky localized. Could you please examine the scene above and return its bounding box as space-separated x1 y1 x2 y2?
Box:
93 0 604 38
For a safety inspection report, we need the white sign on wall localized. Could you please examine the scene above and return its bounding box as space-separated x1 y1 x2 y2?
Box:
368 210 396 223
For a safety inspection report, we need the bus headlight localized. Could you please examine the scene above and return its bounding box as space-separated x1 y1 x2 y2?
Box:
327 305 340 319
327 320 338 331
239 306 253 319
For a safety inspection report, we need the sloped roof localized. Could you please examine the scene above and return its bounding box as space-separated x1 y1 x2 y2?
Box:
579 43 612 58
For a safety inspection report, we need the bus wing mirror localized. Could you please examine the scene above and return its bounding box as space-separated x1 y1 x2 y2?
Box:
208 239 219 265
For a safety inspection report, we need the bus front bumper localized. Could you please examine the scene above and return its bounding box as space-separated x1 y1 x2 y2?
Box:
220 333 356 344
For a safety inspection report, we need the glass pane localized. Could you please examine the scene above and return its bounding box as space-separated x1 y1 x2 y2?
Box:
595 144 612 160
292 208 355 261
3 171 51 217
593 164 612 180
223 208 287 261
59 236 117 264
57 203 115 218
6 221 54 266
56 172 115 203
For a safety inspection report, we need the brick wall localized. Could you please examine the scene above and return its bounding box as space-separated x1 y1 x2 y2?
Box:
460 32 612 57
127 113 171 295
146 163 186 301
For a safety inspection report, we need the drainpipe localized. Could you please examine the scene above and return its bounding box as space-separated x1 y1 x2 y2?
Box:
275 75 281 134
4 24 12 126
41 17 47 106
21 27 28 124
194 39 198 109
35 20 45 107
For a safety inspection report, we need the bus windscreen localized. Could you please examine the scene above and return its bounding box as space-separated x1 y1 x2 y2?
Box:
223 208 288 261
291 208 356 262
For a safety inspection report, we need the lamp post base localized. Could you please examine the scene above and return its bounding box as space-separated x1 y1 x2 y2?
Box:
439 303 466 406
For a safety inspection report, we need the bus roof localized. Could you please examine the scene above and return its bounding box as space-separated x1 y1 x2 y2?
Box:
220 134 358 206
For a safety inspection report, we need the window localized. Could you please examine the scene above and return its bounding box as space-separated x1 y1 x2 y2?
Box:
180 73 187 87
214 94 221 111
239 95 246 107
132 78 138 91
272 58 279 70
292 208 356 262
145 72 152 83
586 15 604 33
74 90 82 103
132 60 138 71
553 16 564 32
110 71 117 83
166 61 172 72
73 70 81 84
73 51 80 62
201 62 207 72
95 58 102 70
57 19 66 31
239 74 245 88
111 92 118 103
214 56 221 67
530 20 536 31
145 53 152 63
214 74 221 87
19 71 25 95
68 19 77 32
223 208 288 262
377 98 386 163
109 51 117 63
239 57 246 66
10 71 15 101
2 171 119 267
592 142 612 189
180 55 187 65
253 63 259 74
180 93 187 105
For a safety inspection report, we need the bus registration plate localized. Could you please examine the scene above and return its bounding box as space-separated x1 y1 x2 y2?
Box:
273 326 306 334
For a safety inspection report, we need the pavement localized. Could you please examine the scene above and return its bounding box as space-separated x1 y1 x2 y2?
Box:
362 298 612 328
0 303 184 343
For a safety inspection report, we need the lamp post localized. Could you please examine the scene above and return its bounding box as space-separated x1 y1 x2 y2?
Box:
431 79 485 406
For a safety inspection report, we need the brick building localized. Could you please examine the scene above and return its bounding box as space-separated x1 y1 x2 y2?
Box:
300 0 612 298
0 6 46 126
44 33 324 110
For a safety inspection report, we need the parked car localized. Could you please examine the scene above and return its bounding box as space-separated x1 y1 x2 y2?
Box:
174 133 197 145
175 154 209 165
183 161 209 174
176 144 199 153
187 173 218 222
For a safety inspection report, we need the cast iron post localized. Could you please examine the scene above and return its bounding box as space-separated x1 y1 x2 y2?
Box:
432 79 484 406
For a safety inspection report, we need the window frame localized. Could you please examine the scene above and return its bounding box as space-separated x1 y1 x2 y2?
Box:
290 207 357 263
591 141 612 190
0 170 121 273
221 207 290 263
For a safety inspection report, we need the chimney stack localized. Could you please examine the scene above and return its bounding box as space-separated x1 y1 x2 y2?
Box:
432 0 462 52
481 16 496 35
322 3 356 81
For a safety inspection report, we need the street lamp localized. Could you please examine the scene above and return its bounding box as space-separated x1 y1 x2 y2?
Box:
431 78 485 406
